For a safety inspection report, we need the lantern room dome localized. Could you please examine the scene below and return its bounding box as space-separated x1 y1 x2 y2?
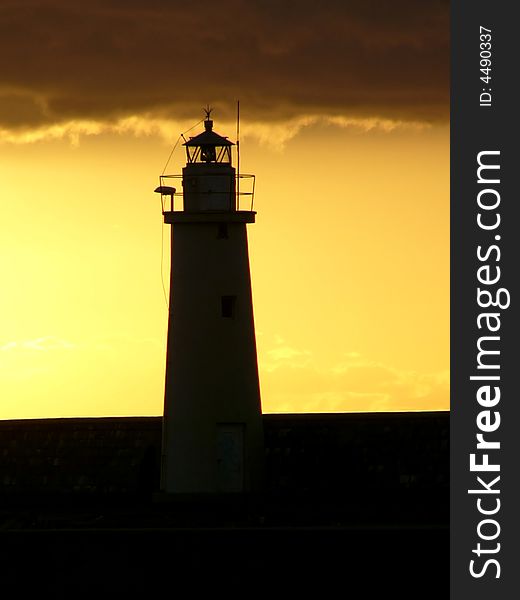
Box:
183 119 234 148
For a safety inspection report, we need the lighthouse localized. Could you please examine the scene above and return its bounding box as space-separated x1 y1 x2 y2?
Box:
157 110 264 494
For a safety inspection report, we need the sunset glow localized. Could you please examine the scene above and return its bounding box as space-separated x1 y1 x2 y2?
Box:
0 1 449 419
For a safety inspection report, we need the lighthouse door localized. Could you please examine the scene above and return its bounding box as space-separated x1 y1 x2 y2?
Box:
217 424 245 492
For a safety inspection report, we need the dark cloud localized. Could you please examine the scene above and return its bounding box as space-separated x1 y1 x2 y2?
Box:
0 0 449 132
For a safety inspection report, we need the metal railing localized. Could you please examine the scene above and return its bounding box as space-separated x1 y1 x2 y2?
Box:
158 173 255 212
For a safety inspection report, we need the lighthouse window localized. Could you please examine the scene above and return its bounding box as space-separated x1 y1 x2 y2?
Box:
221 296 236 318
217 224 228 239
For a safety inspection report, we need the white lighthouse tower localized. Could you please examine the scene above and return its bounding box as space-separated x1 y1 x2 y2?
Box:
157 110 264 495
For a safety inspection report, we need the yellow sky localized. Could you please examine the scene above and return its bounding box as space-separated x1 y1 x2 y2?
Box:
0 119 448 419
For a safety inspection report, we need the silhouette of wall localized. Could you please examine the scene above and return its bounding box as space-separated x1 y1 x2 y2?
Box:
0 413 449 594
0 412 447 506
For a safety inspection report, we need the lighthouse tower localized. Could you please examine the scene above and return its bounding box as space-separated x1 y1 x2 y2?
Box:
158 110 264 494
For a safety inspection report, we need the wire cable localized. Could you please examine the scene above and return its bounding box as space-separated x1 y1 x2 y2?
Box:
159 117 205 311
160 220 169 310
161 117 204 175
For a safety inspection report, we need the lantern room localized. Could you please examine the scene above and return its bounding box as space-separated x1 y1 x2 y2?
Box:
184 117 234 164
182 112 236 212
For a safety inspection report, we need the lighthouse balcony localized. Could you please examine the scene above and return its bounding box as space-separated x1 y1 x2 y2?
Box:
156 173 255 214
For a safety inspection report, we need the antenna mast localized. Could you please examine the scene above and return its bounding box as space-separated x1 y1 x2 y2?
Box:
236 100 240 210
